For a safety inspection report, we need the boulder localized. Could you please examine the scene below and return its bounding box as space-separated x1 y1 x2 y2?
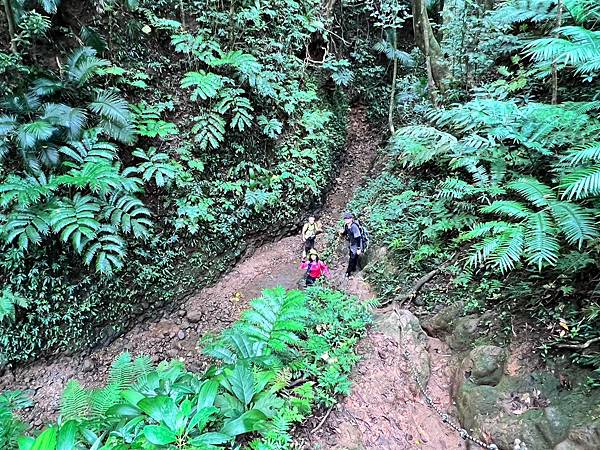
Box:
554 424 600 450
422 301 464 337
447 314 481 351
186 308 203 323
465 345 507 386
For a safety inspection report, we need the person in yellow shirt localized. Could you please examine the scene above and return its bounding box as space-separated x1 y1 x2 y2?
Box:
301 216 322 258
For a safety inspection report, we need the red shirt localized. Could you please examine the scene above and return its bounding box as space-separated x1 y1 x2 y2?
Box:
299 260 331 278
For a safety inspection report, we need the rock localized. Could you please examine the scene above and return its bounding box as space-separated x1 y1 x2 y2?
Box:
466 345 507 386
177 330 186 340
82 358 94 373
178 309 186 317
166 349 178 358
554 424 600 450
186 308 203 323
447 314 481 351
422 301 465 337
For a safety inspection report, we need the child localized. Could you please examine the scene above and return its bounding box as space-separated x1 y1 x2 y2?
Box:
299 249 331 287
301 216 322 258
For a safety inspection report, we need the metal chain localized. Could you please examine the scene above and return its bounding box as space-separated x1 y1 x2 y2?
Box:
401 346 499 450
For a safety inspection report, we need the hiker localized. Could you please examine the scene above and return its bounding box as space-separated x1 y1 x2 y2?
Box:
339 212 363 277
299 249 331 287
301 216 322 258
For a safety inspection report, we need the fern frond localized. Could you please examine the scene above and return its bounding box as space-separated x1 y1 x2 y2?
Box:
560 164 600 199
508 177 554 207
192 112 226 150
3 206 51 250
31 78 64 96
0 173 55 208
562 142 600 165
181 71 227 100
60 381 90 420
480 200 533 219
391 126 458 167
0 288 29 322
88 89 132 127
82 224 126 274
66 47 110 86
17 120 56 149
102 193 152 239
42 103 88 139
549 200 599 247
0 115 17 136
49 194 101 252
525 26 600 76
524 211 559 270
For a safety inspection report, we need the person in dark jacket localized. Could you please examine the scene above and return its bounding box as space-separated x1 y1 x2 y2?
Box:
339 212 362 277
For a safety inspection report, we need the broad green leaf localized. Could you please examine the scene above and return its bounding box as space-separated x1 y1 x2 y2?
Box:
143 425 177 445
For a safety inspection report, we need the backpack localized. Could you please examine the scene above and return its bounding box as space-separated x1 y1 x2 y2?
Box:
355 220 370 252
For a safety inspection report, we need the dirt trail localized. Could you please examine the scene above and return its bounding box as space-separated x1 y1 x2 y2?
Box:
300 298 467 449
0 106 380 426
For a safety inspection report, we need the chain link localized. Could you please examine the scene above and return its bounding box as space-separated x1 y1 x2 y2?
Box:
400 345 499 450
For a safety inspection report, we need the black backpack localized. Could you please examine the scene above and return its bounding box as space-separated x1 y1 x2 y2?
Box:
355 219 370 252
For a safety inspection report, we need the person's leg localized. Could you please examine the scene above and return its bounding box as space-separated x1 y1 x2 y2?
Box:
305 276 315 287
346 249 358 276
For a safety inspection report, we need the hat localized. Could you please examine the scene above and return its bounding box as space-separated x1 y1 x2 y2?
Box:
308 249 319 257
343 212 353 219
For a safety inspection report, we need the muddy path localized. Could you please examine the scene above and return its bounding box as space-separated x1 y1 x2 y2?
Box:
298 297 467 450
0 106 381 426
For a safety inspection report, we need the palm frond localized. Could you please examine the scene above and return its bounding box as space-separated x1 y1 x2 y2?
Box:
560 164 600 199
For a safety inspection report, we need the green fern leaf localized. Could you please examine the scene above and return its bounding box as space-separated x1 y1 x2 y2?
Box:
181 71 227 100
508 178 554 207
60 380 90 420
102 193 152 239
549 200 599 247
88 89 132 128
525 211 559 270
560 164 600 199
3 206 51 250
17 120 56 149
192 112 226 150
49 194 100 252
480 200 532 219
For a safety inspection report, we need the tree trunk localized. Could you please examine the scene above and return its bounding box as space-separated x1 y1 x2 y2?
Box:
551 0 563 105
3 0 18 54
388 30 398 134
412 0 449 94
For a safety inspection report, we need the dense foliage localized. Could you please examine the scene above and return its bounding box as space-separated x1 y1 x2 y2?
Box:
350 0 600 385
0 287 373 449
0 0 352 365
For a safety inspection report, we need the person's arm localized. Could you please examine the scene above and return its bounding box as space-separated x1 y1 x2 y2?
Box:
321 262 331 277
299 259 308 269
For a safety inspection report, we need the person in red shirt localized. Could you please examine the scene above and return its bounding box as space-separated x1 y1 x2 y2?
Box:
299 249 331 287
